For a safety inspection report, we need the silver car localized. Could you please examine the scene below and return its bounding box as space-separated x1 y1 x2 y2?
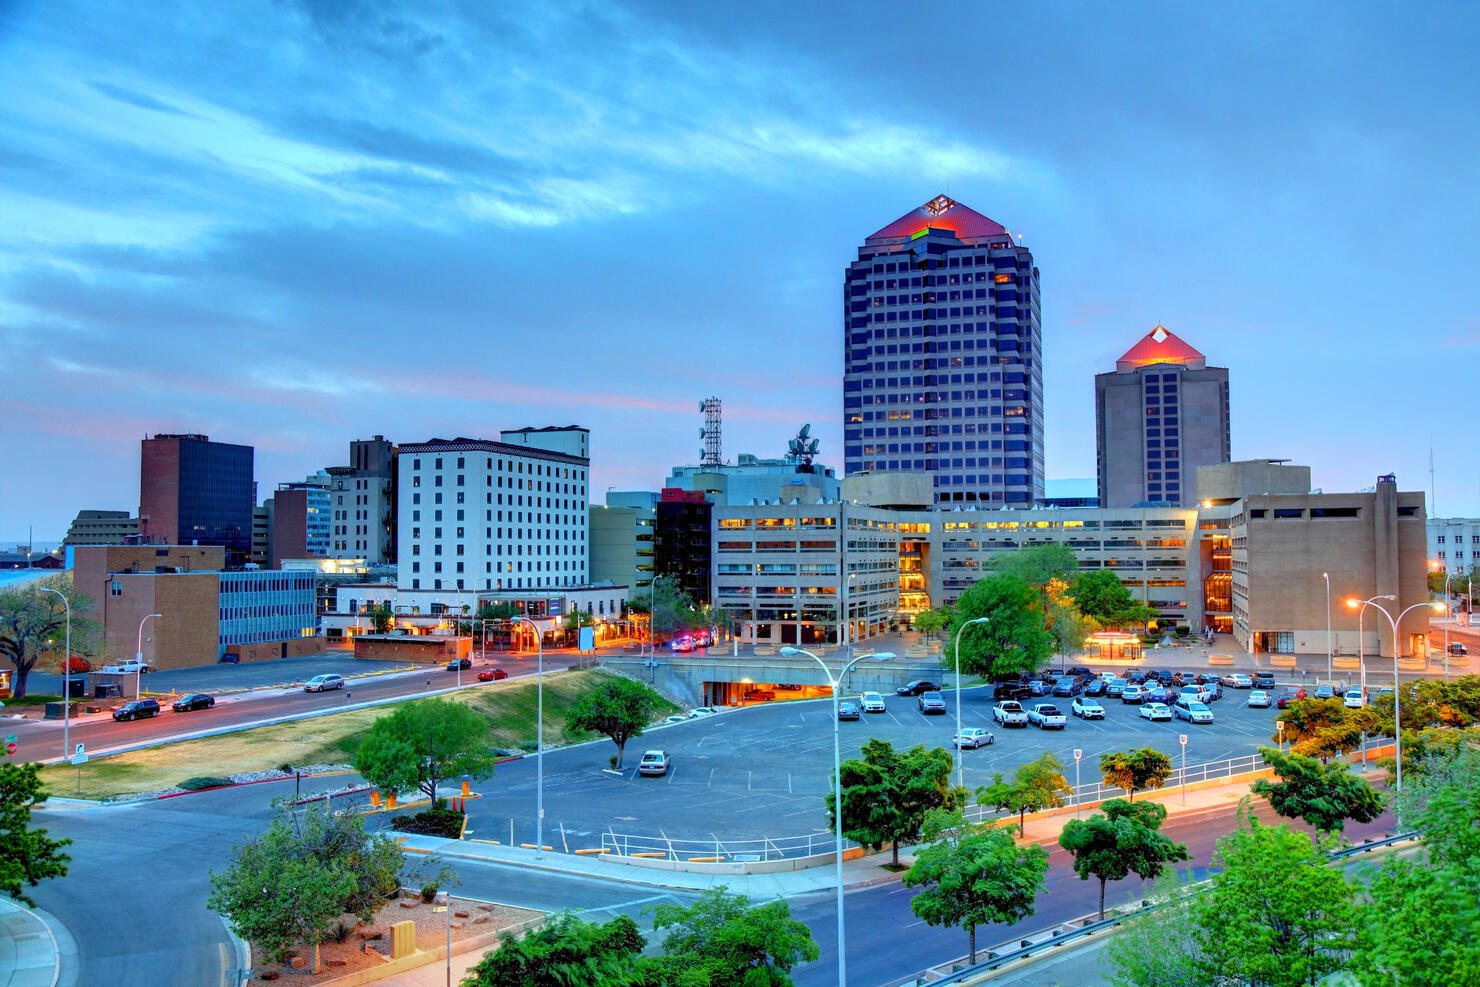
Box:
953 727 995 749
1247 690 1272 708
637 750 671 776
304 673 344 692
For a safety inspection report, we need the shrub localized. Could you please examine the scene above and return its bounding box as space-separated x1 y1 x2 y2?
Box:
277 763 294 774
420 884 439 903
389 807 465 839
329 920 355 943
178 776 233 791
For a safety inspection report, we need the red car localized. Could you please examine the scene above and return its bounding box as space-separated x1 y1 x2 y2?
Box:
477 667 508 682
1275 688 1308 709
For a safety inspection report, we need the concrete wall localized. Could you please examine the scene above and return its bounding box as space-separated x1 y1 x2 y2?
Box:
354 636 462 662
1196 460 1311 502
226 637 325 662
104 572 220 669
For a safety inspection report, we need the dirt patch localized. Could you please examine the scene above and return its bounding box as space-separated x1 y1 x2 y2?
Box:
246 893 540 984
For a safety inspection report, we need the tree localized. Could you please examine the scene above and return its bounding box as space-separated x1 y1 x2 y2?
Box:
1097 747 1174 801
1104 873 1207 987
646 887 819 986
566 676 665 768
207 806 402 973
353 698 500 803
992 543 1078 598
462 912 647 987
1192 815 1356 987
943 574 1055 678
1071 569 1158 629
976 751 1073 835
0 761 70 907
1251 747 1385 835
903 825 1049 963
1058 798 1189 919
911 605 953 640
367 603 393 633
477 601 518 621
564 608 595 632
1275 697 1375 762
628 575 701 639
0 578 98 698
826 739 966 868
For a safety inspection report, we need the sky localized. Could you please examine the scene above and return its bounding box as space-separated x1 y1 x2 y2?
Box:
3 0 1479 544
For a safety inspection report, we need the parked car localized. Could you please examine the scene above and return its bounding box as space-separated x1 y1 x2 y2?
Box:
837 701 861 721
1276 688 1308 709
689 706 717 717
1227 673 1254 689
1071 697 1106 719
637 750 671 776
1144 686 1176 705
446 657 472 671
1248 689 1272 708
992 701 1029 727
1026 703 1067 729
953 727 995 749
691 629 713 647
1449 642 1468 656
860 692 887 713
1313 685 1335 700
918 691 948 715
743 689 776 702
1105 677 1127 697
477 667 507 682
171 693 215 712
1342 690 1366 709
1254 671 1277 689
1027 679 1052 697
113 698 160 721
1174 699 1214 724
1139 702 1173 722
1066 666 1094 681
993 682 1033 702
897 680 939 696
304 674 345 692
1127 671 1148 685
1120 684 1147 704
669 636 695 653
1052 677 1083 698
102 659 152 675
1083 679 1108 697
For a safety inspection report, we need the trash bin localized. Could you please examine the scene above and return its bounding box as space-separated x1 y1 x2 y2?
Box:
65 677 86 699
94 683 121 699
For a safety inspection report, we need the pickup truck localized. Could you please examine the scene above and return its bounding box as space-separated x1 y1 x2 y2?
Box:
991 701 1029 727
101 659 152 675
1026 703 1067 729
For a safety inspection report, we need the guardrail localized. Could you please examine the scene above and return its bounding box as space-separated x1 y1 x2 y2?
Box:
599 829 852 862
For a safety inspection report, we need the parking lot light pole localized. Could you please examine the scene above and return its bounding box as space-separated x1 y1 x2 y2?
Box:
136 613 162 698
781 645 895 987
952 617 990 791
39 587 71 761
1276 719 1285 752
513 616 544 857
1323 572 1331 685
1179 735 1188 805
1072 749 1083 818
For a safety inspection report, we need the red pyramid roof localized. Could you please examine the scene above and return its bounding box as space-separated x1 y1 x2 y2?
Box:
868 194 1010 242
1116 325 1206 372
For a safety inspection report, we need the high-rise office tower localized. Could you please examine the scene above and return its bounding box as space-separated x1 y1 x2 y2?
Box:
139 433 255 562
1095 325 1231 508
843 195 1043 505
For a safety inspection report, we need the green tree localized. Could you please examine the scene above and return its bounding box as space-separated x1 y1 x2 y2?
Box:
1275 697 1376 763
0 578 98 698
628 575 701 639
1104 873 1207 987
1193 815 1356 987
1097 747 1174 801
0 761 70 906
367 603 393 634
353 698 500 803
1071 569 1158 629
1251 747 1385 835
566 676 665 768
646 887 819 986
207 806 402 973
903 824 1049 963
462 912 646 987
563 608 595 632
1058 798 1189 919
943 574 1055 678
992 543 1078 597
911 605 953 641
976 751 1073 835
826 739 966 868
477 601 518 621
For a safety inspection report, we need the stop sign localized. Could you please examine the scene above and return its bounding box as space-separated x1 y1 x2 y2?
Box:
3 736 16 757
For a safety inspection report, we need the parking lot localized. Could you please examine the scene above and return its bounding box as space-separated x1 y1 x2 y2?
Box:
465 678 1295 853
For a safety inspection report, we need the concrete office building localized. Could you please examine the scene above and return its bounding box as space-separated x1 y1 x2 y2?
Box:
665 454 840 506
1429 516 1480 577
1096 326 1230 508
63 510 144 546
269 473 332 568
326 435 397 564
139 433 255 564
843 195 1043 506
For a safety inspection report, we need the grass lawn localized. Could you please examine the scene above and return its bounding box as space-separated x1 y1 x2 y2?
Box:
39 668 676 801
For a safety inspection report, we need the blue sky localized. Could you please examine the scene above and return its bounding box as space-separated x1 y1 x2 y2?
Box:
3 0 1479 543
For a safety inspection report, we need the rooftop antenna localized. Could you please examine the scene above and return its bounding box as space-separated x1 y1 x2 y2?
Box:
1429 442 1436 516
699 397 722 467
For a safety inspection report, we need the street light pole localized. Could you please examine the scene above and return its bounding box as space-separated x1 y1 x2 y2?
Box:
136 613 162 698
1072 749 1083 818
39 587 71 761
782 645 895 987
1323 572 1331 685
952 616 990 792
1179 734 1188 805
513 616 544 858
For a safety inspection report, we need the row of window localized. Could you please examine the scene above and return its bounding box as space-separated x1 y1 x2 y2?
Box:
410 456 584 480
409 576 582 590
1434 534 1480 543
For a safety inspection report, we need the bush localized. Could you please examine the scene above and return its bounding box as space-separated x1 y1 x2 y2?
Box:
277 762 294 774
1 695 62 706
389 807 465 839
178 776 233 791
329 920 355 943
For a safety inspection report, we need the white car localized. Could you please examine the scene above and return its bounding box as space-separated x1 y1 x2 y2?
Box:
1227 673 1254 689
664 715 688 724
1026 703 1067 729
637 750 671 776
1121 684 1146 704
688 707 717 717
101 659 152 675
1174 699 1214 724
953 727 995 749
1342 690 1365 709
1247 690 1272 708
1071 697 1106 719
1139 702 1173 721
860 692 887 713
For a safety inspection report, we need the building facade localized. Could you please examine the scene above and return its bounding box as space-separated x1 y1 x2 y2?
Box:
589 491 656 592
139 433 255 563
63 510 144 546
1428 517 1480 575
327 435 397 564
655 489 713 605
269 474 332 567
843 195 1043 506
1095 326 1230 509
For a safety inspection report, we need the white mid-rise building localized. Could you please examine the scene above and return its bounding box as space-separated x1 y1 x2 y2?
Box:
1429 516 1480 574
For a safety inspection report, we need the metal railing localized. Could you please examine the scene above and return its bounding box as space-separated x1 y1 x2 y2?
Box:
598 829 852 862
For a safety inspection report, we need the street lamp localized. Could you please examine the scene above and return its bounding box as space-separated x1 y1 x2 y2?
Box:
1276 719 1285 752
1322 572 1332 685
782 645 895 987
1346 595 1445 815
512 616 545 858
952 616 990 792
1431 562 1455 684
1179 734 1188 805
136 613 162 698
39 587 71 761
1072 748 1083 819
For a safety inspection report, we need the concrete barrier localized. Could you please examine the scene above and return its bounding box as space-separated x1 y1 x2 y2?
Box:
1332 656 1360 670
1207 654 1235 666
1268 654 1297 668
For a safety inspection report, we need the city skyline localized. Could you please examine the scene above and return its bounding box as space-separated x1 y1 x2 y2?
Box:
4 1 1480 541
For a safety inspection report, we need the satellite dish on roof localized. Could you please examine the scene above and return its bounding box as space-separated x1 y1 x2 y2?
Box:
698 400 706 413
699 428 706 438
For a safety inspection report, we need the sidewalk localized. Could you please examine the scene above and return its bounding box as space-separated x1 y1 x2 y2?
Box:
0 897 76 987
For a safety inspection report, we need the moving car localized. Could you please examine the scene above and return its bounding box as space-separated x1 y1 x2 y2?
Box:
1026 703 1067 729
1226 673 1254 689
669 636 695 653
637 750 671 776
1276 688 1307 709
112 698 160 721
477 667 507 682
837 701 861 721
992 701 1029 727
1071 697 1106 719
446 657 473 671
1174 699 1214 724
953 727 995 749
860 692 887 713
1342 690 1366 709
1247 690 1272 708
1139 702 1173 722
918 691 948 715
171 693 215 712
304 674 345 692
897 680 939 696
1120 684 1147 704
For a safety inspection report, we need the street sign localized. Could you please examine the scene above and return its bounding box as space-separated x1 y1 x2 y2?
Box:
69 752 89 765
75 742 85 758
3 733 16 757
